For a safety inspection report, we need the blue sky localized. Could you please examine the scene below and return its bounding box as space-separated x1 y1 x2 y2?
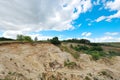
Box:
0 0 120 42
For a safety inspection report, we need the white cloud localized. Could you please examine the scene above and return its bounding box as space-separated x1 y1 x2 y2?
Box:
2 30 23 39
80 32 120 42
95 16 106 22
95 0 120 22
81 32 92 37
106 10 120 21
91 36 120 42
95 10 120 22
0 0 92 39
82 36 120 42
93 0 100 5
65 36 120 42
2 30 53 40
88 23 92 26
89 32 120 42
105 32 119 36
27 34 53 40
0 0 92 32
105 0 120 11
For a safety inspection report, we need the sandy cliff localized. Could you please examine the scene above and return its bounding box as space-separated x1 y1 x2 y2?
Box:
0 42 120 80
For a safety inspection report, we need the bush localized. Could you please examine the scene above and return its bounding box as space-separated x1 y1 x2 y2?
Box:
17 35 33 42
23 36 33 42
89 46 103 51
63 39 90 44
70 44 73 48
64 61 77 68
91 52 100 60
84 76 91 80
108 51 120 56
73 45 89 51
72 53 80 59
79 39 90 44
0 37 14 41
50 37 61 45
87 51 107 60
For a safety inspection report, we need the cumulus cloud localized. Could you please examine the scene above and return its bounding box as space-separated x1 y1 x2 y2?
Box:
91 36 120 42
27 34 53 40
95 0 120 22
82 36 120 42
95 16 106 22
0 0 92 38
0 0 92 32
105 32 119 36
105 0 120 11
2 30 53 40
93 0 100 5
2 30 23 39
81 32 92 37
84 32 120 42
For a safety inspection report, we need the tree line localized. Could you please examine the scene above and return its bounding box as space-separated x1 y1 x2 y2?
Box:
0 35 94 45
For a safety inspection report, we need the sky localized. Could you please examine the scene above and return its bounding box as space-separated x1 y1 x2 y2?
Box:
0 0 120 42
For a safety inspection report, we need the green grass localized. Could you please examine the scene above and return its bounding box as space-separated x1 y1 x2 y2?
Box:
70 44 120 60
64 60 77 69
59 44 80 59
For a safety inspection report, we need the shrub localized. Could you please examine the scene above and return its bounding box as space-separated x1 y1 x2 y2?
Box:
72 53 80 59
108 51 120 56
88 43 100 46
64 61 77 68
73 45 89 51
79 39 90 44
23 36 33 42
101 71 107 75
91 51 100 60
84 76 91 80
50 37 61 45
16 35 33 42
100 70 113 79
62 39 90 44
89 46 103 51
78 45 89 51
0 37 14 41
70 44 73 48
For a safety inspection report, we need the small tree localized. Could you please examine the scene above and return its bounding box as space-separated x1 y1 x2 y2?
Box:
23 36 33 42
16 34 33 42
79 39 90 44
50 37 61 45
17 34 24 41
34 37 38 42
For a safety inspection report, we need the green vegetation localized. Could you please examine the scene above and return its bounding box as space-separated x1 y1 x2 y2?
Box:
0 36 119 60
72 52 80 59
50 37 61 45
63 39 90 44
60 45 80 59
71 44 120 60
89 46 103 51
100 71 107 75
99 70 113 79
64 60 77 69
0 37 14 41
71 45 104 60
17 35 33 42
108 51 120 56
91 52 101 60
84 76 91 80
73 45 89 51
